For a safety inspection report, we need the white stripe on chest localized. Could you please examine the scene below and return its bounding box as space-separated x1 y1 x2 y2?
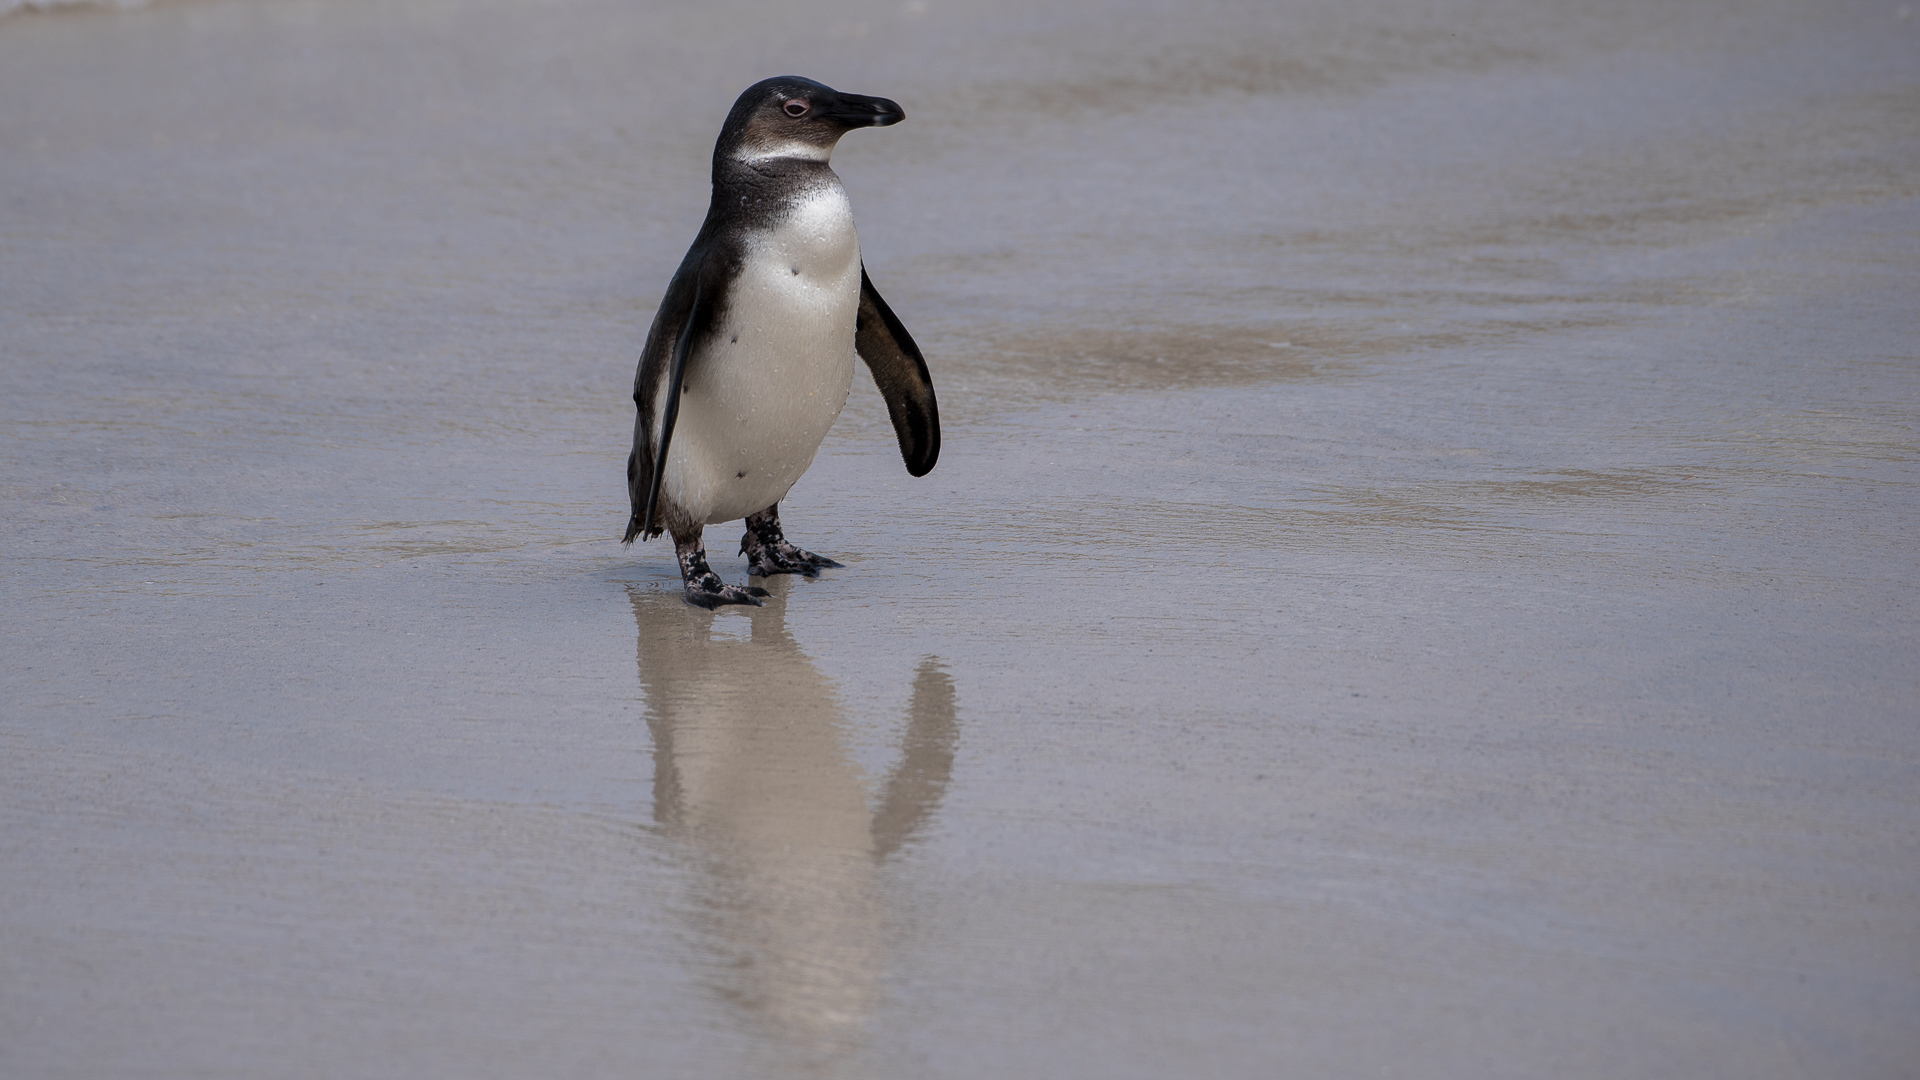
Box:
662 183 863 526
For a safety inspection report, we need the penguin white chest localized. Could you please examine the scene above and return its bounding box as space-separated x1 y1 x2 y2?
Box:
665 184 864 525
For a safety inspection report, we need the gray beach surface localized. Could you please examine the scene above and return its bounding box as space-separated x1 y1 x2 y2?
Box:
3 0 1917 1076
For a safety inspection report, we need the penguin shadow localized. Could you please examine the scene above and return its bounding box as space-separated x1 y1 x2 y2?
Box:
627 579 958 1068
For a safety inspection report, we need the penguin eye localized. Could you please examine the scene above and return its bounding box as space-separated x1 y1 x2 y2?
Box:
782 99 810 117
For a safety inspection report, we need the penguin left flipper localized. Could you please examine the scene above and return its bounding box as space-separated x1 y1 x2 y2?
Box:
855 266 941 477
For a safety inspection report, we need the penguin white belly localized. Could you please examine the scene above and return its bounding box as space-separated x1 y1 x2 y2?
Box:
662 184 862 526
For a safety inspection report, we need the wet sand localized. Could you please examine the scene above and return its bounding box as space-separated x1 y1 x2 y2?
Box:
3 0 1917 1076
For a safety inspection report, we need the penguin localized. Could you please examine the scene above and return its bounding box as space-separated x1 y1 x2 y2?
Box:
623 76 940 608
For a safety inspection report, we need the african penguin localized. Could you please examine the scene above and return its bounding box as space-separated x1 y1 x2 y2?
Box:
623 77 940 608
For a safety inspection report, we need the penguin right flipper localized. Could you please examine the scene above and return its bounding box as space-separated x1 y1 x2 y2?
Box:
855 266 941 477
627 242 727 543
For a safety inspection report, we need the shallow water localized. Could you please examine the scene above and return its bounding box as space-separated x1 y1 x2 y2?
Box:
3 0 1917 1076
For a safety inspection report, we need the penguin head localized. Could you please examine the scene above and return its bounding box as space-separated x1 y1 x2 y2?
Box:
718 76 905 164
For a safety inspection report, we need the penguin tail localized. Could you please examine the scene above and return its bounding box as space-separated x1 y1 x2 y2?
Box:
622 448 648 544
622 509 662 545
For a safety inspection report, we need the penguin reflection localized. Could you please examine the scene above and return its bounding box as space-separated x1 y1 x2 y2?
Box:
629 581 957 1064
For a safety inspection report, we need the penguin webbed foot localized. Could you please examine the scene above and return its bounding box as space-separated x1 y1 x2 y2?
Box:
744 541 844 579
740 504 844 579
683 569 770 609
674 528 767 608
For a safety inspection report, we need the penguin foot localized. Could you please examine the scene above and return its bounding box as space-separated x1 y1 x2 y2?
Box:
683 570 770 609
674 529 768 608
744 541 844 579
741 504 844 578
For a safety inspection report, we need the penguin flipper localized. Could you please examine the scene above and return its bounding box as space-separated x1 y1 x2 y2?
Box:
627 248 723 543
855 266 940 477
641 277 709 540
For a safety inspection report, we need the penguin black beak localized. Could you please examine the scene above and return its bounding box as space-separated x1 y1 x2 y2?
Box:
824 93 905 128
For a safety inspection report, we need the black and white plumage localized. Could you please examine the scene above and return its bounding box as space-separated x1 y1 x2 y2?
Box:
623 76 940 608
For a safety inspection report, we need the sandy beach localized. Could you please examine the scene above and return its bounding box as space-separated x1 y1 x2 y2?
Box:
3 0 1917 1075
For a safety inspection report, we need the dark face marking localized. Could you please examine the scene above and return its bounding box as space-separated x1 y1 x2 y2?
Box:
713 77 905 167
